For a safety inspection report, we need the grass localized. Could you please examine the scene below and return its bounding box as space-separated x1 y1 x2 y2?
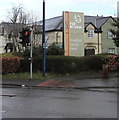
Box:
0 53 13 58
2 72 56 80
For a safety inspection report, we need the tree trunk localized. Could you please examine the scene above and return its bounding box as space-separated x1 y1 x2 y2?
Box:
12 37 20 52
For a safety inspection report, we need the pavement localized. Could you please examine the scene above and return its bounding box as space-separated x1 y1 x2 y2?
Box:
1 72 119 89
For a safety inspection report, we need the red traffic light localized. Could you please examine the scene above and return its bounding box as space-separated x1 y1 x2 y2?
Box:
25 31 29 36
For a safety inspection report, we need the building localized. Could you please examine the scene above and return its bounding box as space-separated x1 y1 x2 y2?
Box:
84 15 117 55
37 16 63 47
0 22 26 53
37 13 117 56
0 12 117 56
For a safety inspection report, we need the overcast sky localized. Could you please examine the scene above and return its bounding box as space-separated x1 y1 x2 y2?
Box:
0 0 118 22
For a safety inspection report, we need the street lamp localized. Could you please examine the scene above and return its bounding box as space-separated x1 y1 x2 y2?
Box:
42 0 46 76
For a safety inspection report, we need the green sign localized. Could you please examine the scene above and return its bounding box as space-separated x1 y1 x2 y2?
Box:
63 11 84 56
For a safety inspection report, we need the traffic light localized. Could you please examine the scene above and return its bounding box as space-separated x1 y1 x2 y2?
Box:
19 28 30 46
24 29 30 43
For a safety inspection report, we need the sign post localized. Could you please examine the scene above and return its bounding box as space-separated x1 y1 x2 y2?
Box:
42 0 46 76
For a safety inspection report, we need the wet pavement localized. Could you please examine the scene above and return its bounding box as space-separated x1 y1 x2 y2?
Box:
1 73 118 118
2 73 119 89
2 87 118 118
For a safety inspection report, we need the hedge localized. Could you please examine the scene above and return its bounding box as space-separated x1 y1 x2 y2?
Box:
17 55 104 74
1 57 23 74
1 55 106 74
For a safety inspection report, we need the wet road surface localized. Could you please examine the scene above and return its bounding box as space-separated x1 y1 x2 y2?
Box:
2 87 117 118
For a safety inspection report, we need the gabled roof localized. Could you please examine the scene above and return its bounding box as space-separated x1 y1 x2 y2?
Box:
84 15 114 29
96 17 111 28
84 15 99 26
39 16 62 32
84 22 96 28
38 15 115 32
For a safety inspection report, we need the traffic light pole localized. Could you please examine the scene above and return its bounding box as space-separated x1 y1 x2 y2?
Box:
42 0 46 76
30 28 33 79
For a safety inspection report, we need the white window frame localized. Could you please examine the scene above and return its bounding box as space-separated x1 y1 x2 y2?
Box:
108 48 115 54
87 29 94 38
107 31 113 39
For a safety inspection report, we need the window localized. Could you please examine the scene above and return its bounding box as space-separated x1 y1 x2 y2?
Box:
108 48 115 54
108 31 113 39
87 29 94 38
0 26 4 36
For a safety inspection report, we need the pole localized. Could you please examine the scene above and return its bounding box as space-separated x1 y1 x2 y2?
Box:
30 27 33 79
42 0 46 76
98 32 100 54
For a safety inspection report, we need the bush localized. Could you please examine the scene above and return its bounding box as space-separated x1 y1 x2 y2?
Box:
1 53 13 57
46 44 64 55
2 57 23 74
13 45 64 57
103 55 119 71
18 57 30 72
77 56 104 71
33 46 42 56
17 55 104 74
12 46 42 57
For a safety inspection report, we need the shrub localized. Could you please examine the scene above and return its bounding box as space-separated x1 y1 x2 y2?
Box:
46 44 64 55
18 57 30 73
77 56 104 71
103 55 119 71
1 53 13 58
18 55 104 74
12 46 42 57
2 57 23 74
33 46 42 56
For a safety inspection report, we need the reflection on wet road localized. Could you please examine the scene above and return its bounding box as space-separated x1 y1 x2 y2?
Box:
2 88 117 118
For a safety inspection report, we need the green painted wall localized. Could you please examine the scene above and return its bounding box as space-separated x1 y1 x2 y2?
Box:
101 18 118 54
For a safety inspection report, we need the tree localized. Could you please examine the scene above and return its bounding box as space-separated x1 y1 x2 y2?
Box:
6 4 39 52
110 17 119 54
6 4 28 52
7 4 32 24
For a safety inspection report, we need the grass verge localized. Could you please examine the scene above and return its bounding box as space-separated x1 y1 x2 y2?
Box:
2 72 56 80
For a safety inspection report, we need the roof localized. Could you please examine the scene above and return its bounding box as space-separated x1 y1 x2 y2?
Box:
33 25 42 34
38 15 114 32
0 15 115 34
84 15 113 29
84 22 96 28
0 22 26 34
39 16 62 32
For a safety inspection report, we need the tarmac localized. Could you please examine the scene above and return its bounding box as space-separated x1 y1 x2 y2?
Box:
1 72 119 90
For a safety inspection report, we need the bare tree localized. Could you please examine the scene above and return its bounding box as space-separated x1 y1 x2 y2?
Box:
6 4 36 52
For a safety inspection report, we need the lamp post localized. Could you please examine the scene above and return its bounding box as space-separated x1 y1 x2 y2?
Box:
42 0 46 76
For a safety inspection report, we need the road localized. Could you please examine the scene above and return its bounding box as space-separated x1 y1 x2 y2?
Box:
2 87 118 118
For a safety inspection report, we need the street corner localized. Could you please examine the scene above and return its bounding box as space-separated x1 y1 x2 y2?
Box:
36 79 75 88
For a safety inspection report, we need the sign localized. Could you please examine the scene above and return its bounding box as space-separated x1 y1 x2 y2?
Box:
63 11 84 56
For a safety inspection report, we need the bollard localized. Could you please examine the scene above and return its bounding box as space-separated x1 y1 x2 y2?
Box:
102 64 109 79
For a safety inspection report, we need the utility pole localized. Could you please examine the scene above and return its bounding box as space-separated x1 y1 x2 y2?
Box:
42 0 46 76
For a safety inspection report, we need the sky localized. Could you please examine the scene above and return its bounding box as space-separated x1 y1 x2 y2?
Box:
0 0 118 22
